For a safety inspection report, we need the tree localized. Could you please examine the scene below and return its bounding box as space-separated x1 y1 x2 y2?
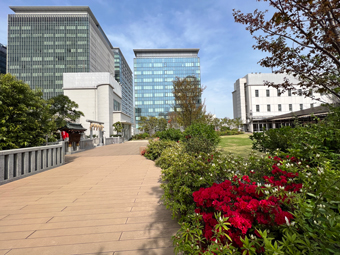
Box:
112 121 123 136
233 0 340 102
172 76 206 128
0 74 55 150
138 116 167 135
48 95 84 129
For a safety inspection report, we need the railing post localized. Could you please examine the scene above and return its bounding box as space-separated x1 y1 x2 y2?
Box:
8 154 14 179
0 155 4 182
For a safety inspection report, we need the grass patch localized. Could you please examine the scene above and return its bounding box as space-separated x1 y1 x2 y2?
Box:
218 133 260 158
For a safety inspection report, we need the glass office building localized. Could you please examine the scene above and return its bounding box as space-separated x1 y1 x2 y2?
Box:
0 43 6 74
7 6 115 99
113 48 134 125
133 49 201 129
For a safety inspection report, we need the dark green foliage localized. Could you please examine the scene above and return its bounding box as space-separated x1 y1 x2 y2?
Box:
250 126 292 153
48 94 84 129
0 74 55 150
155 128 183 141
183 136 215 154
132 132 149 140
250 110 340 166
216 129 244 136
182 123 220 154
144 140 178 161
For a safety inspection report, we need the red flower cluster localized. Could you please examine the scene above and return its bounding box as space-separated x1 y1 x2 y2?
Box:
193 161 301 249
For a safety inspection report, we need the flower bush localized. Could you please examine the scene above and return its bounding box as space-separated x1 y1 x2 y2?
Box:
144 139 178 161
173 156 340 254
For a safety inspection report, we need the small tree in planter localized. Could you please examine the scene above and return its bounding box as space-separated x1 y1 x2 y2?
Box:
112 121 123 137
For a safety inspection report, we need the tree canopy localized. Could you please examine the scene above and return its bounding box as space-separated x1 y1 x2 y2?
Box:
48 94 84 129
0 74 55 150
172 76 206 128
138 116 167 135
233 0 340 102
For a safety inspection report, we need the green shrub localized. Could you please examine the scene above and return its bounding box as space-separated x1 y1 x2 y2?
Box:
183 136 215 154
217 129 244 136
182 123 220 154
132 132 149 140
144 140 178 161
155 128 183 141
250 126 292 153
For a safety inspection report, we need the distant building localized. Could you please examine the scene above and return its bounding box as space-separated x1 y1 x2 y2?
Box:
63 72 132 140
232 73 330 132
133 49 201 129
113 48 134 126
7 6 115 99
0 43 6 74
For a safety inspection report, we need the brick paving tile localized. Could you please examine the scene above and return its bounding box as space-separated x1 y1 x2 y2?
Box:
0 141 177 255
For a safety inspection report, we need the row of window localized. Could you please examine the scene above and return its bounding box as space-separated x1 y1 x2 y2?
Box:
255 89 306 97
256 103 314 112
135 85 173 90
10 25 88 30
135 93 173 97
135 100 175 105
134 62 200 68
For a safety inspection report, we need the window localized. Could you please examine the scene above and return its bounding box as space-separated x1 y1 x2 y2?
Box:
135 86 141 90
155 108 164 112
143 78 152 82
148 109 154 112
256 105 260 112
155 101 163 104
266 90 270 97
267 104 271 112
114 100 121 111
255 90 259 97
288 89 292 96
154 78 163 82
277 89 281 97
298 89 302 96
134 79 141 83
289 104 293 111
143 86 152 89
154 63 162 67
144 94 152 97
165 78 173 82
143 71 152 75
154 71 162 74
278 104 282 111
300 104 303 110
154 86 164 89
155 93 164 97
165 70 173 74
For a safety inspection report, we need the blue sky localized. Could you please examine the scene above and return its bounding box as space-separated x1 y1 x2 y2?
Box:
0 0 273 118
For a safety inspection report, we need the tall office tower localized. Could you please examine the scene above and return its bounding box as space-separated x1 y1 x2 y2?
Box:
7 6 115 99
133 49 201 129
113 48 134 125
0 43 6 74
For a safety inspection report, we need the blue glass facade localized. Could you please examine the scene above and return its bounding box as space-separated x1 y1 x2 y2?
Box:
134 49 201 128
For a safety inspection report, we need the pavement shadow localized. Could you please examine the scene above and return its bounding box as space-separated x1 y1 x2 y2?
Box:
134 179 179 255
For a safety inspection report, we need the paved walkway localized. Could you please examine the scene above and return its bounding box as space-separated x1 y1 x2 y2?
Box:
0 141 178 255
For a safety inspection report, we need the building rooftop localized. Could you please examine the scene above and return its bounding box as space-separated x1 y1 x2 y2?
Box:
10 6 99 24
133 48 199 57
9 6 113 49
262 105 330 121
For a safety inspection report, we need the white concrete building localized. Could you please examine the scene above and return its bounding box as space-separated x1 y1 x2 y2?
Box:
232 73 329 132
63 72 132 140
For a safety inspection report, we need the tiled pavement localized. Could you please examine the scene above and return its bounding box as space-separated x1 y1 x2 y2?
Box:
0 141 178 255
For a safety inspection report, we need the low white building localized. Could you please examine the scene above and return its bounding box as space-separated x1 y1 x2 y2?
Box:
63 72 133 140
232 73 329 132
